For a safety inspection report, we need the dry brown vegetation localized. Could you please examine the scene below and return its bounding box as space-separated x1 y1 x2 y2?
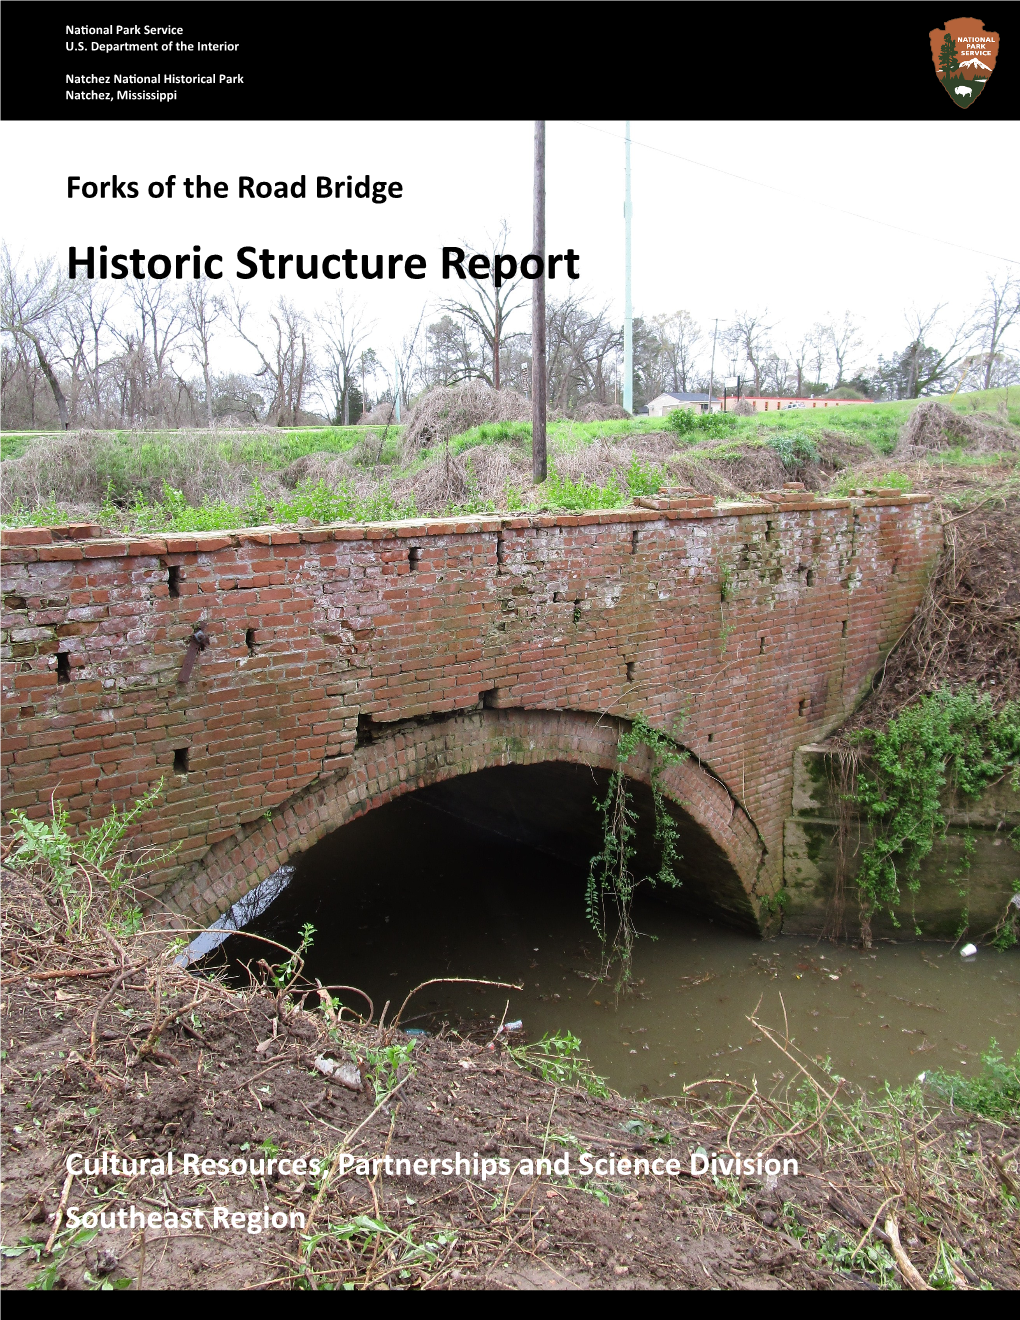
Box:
2 847 1017 1292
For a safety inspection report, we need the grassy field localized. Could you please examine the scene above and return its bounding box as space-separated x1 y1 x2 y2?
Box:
1 389 1016 531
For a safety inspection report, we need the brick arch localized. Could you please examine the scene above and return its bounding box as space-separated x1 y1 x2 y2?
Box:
161 708 767 930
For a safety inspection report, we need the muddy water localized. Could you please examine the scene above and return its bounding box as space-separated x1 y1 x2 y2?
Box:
228 791 1020 1096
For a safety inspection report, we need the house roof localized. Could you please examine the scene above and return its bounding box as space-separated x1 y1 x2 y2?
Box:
656 391 711 402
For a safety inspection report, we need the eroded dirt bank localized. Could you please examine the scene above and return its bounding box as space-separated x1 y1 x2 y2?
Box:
2 867 1017 1291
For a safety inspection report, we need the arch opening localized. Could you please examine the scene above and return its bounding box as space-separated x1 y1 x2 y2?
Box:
221 761 758 1018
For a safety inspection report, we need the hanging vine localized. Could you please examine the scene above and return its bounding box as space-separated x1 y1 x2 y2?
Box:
586 715 688 992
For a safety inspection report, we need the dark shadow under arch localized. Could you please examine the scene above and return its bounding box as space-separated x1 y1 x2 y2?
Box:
277 761 758 935
164 709 766 932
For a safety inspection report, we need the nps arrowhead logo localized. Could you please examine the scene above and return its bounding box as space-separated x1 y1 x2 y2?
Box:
930 18 999 108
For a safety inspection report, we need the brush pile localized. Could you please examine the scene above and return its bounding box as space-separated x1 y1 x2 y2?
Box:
898 401 1019 455
401 382 531 455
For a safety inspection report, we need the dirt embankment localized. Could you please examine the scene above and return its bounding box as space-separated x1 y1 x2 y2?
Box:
2 865 1017 1292
832 406 1019 734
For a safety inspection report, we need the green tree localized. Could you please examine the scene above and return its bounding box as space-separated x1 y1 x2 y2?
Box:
938 32 959 81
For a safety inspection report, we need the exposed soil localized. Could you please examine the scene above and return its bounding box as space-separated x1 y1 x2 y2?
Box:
2 866 1017 1292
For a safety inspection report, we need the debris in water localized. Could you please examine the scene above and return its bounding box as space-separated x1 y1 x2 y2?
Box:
960 943 978 958
497 1020 523 1034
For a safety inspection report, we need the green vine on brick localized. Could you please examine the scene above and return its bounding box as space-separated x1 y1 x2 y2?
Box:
849 688 1020 946
586 715 688 992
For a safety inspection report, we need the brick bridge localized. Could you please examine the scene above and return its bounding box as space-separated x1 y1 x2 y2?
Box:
0 492 942 932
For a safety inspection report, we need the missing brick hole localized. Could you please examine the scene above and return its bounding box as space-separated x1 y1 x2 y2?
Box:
168 565 181 598
245 627 256 654
759 636 766 654
806 569 816 586
56 652 70 684
891 559 900 576
841 619 848 637
408 547 422 571
631 529 640 553
626 661 636 683
173 747 190 775
356 713 375 748
707 732 714 743
496 534 506 567
798 699 808 717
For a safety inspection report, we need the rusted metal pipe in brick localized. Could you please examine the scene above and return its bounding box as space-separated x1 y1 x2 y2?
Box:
177 628 209 685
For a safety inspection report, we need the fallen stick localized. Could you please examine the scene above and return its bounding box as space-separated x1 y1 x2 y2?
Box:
885 1215 932 1291
44 1170 75 1255
2 963 122 984
392 977 524 1028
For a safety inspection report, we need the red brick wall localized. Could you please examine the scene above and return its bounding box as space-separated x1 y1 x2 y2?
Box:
1 495 942 928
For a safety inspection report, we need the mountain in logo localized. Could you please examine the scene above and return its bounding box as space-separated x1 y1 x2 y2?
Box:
929 19 1000 108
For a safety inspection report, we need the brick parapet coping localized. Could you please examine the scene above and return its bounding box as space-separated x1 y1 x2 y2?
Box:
0 494 932 558
1 494 941 931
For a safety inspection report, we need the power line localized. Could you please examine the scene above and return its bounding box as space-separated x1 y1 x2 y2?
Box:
572 121 1018 268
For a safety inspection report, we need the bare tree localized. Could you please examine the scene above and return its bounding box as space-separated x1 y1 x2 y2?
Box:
316 296 373 424
547 296 623 409
790 334 812 395
651 310 702 392
724 309 775 395
759 351 792 396
390 304 429 412
441 223 529 389
1 246 73 428
229 296 312 426
61 279 119 425
184 281 221 427
816 310 863 386
969 271 1020 391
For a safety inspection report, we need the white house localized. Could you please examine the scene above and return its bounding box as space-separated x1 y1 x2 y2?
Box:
646 391 716 417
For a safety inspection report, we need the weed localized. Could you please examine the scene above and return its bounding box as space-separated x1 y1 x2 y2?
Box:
508 1031 609 1098
817 1228 899 1287
665 410 739 441
7 783 172 934
765 430 820 467
539 469 627 512
921 1041 1020 1121
626 456 667 497
587 714 688 990
355 1038 417 1104
302 1213 455 1284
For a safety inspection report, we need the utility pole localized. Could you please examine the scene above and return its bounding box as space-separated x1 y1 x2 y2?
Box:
708 318 718 412
532 119 547 484
623 120 633 416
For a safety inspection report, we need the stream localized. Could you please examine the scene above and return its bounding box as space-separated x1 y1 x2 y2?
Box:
217 786 1020 1096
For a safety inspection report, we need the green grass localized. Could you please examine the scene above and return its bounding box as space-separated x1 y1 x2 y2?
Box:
921 1042 1020 1122
3 390 1016 531
0 434 35 462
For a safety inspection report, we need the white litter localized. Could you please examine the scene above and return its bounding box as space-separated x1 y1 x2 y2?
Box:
313 1056 363 1090
960 943 978 958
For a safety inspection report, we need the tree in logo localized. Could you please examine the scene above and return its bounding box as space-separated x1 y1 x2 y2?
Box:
938 31 960 83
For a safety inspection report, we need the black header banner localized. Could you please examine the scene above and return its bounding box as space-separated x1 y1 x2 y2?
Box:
1 1 1016 121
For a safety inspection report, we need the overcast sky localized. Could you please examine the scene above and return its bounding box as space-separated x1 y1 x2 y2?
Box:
4 118 1017 378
